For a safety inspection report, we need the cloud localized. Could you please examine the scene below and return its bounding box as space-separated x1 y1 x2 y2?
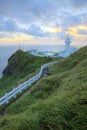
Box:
0 0 87 24
0 32 15 38
55 31 66 40
0 0 87 26
0 18 18 32
59 14 82 30
69 0 87 8
0 15 50 38
23 24 50 37
0 33 5 38
56 31 74 40
78 29 87 35
0 0 87 44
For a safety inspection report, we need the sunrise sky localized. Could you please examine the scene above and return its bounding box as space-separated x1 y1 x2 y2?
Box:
0 0 87 47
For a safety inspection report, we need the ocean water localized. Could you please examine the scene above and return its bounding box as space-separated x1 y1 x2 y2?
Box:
0 44 65 78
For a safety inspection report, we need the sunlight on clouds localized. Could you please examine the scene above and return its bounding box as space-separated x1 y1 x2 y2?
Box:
69 25 87 38
70 32 86 38
0 33 34 44
42 26 62 33
76 25 87 30
69 27 77 34
48 27 62 33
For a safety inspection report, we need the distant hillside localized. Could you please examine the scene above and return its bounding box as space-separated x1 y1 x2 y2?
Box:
3 50 53 77
0 47 87 130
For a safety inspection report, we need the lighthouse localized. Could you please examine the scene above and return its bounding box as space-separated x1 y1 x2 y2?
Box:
59 37 77 58
65 37 71 51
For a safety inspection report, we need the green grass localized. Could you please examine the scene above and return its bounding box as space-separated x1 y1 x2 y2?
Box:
0 50 55 97
0 47 87 130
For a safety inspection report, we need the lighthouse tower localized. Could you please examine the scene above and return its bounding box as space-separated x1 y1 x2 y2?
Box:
58 36 77 58
65 37 71 51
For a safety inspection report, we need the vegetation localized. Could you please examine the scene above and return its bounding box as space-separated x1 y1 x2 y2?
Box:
0 46 87 130
0 50 54 97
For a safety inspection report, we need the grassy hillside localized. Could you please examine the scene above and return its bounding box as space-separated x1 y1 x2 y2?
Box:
0 47 87 130
0 50 54 97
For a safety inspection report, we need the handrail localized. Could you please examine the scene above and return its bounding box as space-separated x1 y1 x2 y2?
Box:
0 61 58 106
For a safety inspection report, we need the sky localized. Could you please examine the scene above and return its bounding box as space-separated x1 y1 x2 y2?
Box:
0 0 87 47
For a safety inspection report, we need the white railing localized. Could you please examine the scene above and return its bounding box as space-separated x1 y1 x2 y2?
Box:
0 61 58 107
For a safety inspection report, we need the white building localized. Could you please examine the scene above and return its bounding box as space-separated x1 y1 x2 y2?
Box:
29 49 38 55
29 49 57 58
43 52 55 57
59 37 77 58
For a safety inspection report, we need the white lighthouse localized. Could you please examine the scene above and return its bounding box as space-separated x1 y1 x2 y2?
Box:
65 37 71 51
59 37 77 58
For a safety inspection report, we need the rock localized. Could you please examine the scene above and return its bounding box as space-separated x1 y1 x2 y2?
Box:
41 66 50 77
3 65 12 76
2 53 16 76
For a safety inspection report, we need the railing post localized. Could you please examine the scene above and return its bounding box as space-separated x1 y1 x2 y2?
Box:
13 88 16 98
24 82 27 89
27 80 30 86
19 85 22 93
35 75 37 81
30 79 32 85
28 80 31 86
5 93 9 104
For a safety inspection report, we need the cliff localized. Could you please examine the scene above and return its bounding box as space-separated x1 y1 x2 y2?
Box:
3 50 53 77
0 46 87 130
0 50 53 97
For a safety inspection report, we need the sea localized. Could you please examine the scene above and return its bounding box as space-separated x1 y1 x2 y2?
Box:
0 44 69 78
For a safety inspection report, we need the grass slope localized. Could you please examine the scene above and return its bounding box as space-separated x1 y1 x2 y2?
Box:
0 50 54 97
0 47 87 130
